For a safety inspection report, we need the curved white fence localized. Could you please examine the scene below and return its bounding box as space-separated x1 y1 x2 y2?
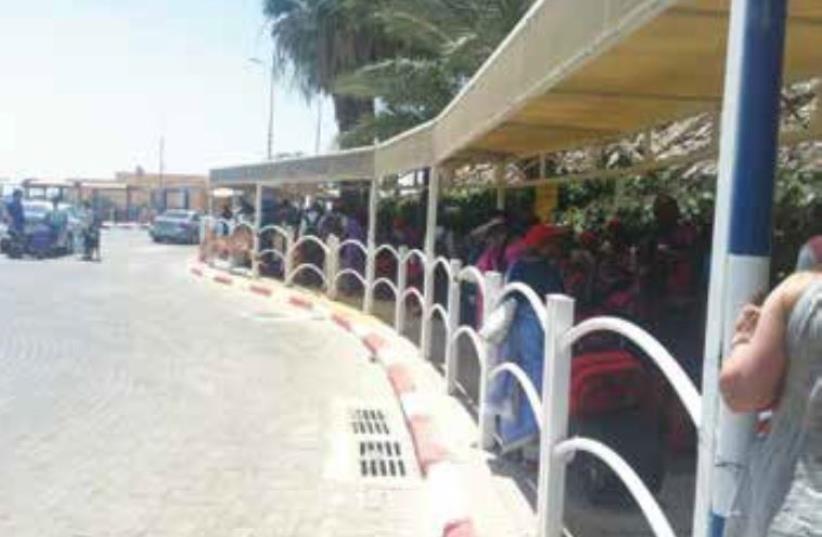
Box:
402 248 427 267
375 243 401 260
198 219 705 537
258 224 291 238
291 234 330 255
258 248 287 261
334 268 367 287
488 362 544 431
564 316 702 425
371 277 398 296
554 438 676 537
339 238 369 257
286 263 328 289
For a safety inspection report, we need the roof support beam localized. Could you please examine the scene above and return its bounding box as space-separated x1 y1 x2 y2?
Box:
548 89 722 104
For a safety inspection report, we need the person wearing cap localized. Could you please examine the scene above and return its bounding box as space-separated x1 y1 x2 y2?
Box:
495 223 567 452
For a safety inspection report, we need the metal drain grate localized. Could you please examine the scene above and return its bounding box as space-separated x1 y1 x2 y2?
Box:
331 403 414 481
350 408 390 436
359 440 407 478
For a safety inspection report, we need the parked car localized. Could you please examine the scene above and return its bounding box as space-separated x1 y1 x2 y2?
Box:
150 210 201 244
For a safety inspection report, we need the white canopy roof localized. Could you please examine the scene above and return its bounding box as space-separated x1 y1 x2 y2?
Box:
211 0 822 187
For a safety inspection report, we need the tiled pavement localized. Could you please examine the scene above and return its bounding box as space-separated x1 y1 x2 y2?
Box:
0 231 428 537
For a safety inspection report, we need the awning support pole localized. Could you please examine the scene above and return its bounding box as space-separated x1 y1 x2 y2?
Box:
253 183 263 278
699 3 787 537
495 162 506 210
421 166 440 360
364 176 379 313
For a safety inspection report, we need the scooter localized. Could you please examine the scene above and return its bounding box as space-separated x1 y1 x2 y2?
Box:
4 229 26 259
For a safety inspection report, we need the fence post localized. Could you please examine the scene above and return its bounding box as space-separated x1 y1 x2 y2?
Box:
395 246 408 332
420 166 440 361
364 243 376 314
420 255 434 360
284 227 295 286
252 184 263 278
364 176 379 314
325 234 340 299
537 294 575 537
445 259 463 395
479 271 503 451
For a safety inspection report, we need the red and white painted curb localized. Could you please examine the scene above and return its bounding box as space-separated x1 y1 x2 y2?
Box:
189 261 476 537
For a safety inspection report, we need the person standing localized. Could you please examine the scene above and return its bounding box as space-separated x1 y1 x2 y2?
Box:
721 237 822 537
493 224 567 451
6 189 25 235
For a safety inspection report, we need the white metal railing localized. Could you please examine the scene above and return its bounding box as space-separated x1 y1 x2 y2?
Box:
256 224 294 277
198 220 704 537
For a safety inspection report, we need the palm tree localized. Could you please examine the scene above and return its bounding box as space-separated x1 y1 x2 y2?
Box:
333 0 534 145
264 0 400 136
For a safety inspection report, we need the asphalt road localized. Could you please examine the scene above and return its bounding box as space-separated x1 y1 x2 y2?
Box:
0 230 426 537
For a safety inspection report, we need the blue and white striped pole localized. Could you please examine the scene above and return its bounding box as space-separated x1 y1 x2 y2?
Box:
699 2 788 537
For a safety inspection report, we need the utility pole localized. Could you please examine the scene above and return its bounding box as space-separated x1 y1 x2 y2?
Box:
266 46 276 160
250 47 277 161
158 136 165 212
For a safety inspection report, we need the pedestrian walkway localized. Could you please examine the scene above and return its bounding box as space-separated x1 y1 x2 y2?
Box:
0 231 428 537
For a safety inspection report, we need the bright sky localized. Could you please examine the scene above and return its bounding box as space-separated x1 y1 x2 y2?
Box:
0 0 338 180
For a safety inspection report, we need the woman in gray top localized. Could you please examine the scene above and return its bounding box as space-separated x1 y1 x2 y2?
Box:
721 239 822 537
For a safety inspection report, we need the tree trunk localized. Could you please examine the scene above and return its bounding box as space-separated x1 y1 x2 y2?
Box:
332 94 374 144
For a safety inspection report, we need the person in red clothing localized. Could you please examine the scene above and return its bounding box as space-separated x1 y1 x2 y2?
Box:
647 194 703 380
652 194 700 304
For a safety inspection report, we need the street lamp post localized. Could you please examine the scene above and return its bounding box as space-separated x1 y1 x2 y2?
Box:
250 47 276 161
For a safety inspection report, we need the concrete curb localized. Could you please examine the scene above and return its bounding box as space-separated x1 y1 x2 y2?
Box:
188 261 476 537
102 222 151 230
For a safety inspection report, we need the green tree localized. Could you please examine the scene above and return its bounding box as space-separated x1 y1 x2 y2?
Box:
263 0 399 136
333 0 534 146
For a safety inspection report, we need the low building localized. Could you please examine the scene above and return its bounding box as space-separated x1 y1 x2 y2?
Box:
15 171 208 222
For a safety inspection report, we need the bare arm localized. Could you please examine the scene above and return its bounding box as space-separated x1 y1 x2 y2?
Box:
719 279 793 413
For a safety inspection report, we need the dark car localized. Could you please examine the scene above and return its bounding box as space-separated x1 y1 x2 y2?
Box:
150 210 201 244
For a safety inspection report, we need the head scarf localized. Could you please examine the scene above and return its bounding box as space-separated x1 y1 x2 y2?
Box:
523 224 566 249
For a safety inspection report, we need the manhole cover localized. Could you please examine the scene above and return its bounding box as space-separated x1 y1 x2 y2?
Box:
359 440 407 478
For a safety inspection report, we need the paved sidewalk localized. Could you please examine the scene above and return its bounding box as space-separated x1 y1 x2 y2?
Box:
0 231 428 537
257 285 538 537
336 291 697 537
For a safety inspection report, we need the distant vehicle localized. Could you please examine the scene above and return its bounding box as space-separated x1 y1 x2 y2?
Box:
150 210 201 244
0 220 8 254
0 200 76 258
